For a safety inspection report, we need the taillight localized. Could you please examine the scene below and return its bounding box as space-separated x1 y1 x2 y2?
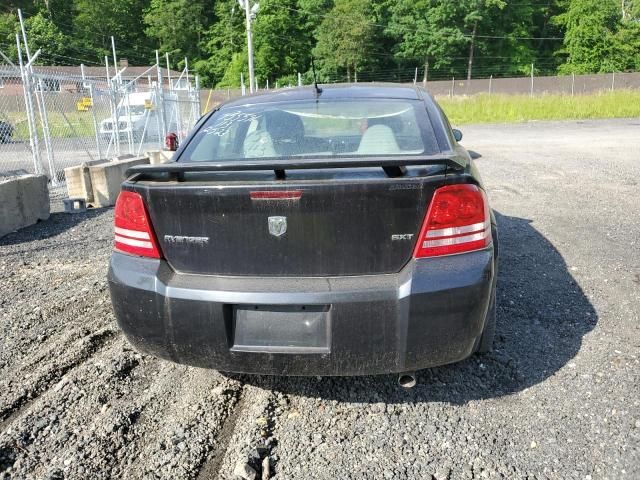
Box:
250 190 303 200
414 184 491 258
113 191 162 259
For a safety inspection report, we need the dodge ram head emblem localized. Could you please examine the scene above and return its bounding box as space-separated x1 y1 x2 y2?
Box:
268 216 287 237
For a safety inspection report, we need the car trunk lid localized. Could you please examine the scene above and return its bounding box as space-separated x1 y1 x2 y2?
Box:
131 168 445 276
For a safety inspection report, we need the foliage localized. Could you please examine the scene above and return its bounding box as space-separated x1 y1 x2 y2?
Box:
194 0 245 88
555 0 640 73
144 0 213 69
313 0 376 80
0 13 19 59
0 0 638 87
24 12 71 63
72 0 154 64
252 0 313 84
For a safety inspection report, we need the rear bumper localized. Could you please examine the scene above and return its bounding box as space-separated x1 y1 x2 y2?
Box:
108 247 496 376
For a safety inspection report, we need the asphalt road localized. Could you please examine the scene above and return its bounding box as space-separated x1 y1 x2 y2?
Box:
0 118 639 480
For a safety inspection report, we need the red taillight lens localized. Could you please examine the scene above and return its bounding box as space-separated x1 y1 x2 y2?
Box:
113 190 161 259
414 184 491 258
250 190 303 200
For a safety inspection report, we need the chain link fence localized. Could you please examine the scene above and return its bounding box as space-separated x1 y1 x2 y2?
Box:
0 59 39 177
200 71 640 112
3 42 638 207
0 51 201 208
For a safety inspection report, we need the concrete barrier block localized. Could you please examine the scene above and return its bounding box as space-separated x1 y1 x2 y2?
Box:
146 150 173 165
64 159 108 203
89 156 150 207
0 174 50 238
64 164 92 203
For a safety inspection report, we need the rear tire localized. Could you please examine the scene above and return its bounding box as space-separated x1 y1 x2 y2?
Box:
476 291 496 353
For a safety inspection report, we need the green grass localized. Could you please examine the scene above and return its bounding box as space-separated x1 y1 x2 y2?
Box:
4 90 640 139
3 110 103 140
438 90 640 125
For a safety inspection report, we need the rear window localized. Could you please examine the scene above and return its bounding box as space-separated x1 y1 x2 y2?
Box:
182 98 440 162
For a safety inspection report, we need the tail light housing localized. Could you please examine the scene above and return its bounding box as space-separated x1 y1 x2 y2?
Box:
414 184 491 258
113 190 162 259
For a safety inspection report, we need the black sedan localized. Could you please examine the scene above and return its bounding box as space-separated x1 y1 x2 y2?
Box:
108 84 498 386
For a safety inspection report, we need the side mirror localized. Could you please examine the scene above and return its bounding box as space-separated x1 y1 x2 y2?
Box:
452 129 463 142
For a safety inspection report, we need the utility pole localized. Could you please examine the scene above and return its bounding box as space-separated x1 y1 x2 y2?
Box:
243 0 256 94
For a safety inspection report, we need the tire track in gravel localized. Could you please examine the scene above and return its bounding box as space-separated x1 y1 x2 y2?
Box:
0 338 158 479
214 379 290 480
0 327 119 431
118 368 245 480
195 385 248 480
0 259 113 372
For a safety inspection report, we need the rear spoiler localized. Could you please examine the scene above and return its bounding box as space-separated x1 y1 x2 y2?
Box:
126 154 466 180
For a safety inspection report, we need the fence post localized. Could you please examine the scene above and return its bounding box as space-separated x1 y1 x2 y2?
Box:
18 10 58 184
241 73 246 96
571 73 575 96
106 56 121 156
32 74 57 185
121 80 133 154
195 75 202 116
166 53 171 89
155 50 167 149
530 63 534 97
611 72 615 91
15 34 42 175
82 64 103 159
298 72 302 87
450 77 455 97
489 75 493 96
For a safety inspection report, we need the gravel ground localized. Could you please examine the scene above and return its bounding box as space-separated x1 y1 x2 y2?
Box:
1 118 639 480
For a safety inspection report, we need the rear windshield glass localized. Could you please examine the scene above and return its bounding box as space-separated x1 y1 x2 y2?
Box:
181 99 439 162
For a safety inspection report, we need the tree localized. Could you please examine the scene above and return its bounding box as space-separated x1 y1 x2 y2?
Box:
144 0 213 68
196 0 246 87
313 0 376 81
386 1 467 81
0 13 19 60
0 2 75 64
24 11 71 64
252 0 314 85
555 0 639 73
73 0 153 64
1 0 635 83
460 1 506 80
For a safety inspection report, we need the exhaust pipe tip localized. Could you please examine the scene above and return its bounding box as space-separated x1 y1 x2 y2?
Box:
398 372 417 389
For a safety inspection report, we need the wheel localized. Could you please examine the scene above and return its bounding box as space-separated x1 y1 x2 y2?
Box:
476 290 496 353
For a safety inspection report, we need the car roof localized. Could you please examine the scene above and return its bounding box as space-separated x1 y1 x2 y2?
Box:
220 83 424 108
